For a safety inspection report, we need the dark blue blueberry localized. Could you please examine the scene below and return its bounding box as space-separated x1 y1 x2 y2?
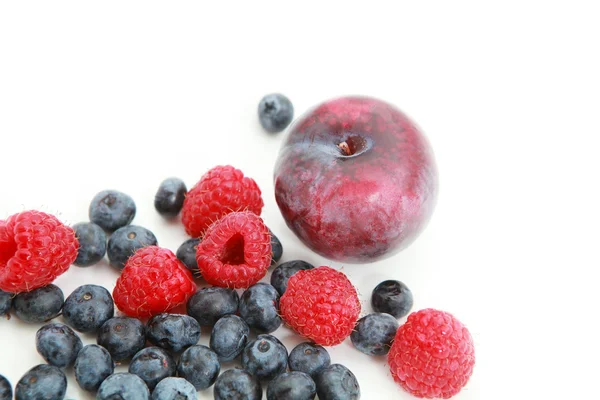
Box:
177 345 220 390
74 344 114 392
214 368 262 400
267 371 316 400
210 314 250 361
350 313 398 356
89 190 136 232
154 177 187 218
288 342 331 378
151 377 196 400
314 364 360 400
258 93 294 133
241 334 288 380
176 238 201 274
62 284 114 333
73 222 107 267
97 373 150 400
15 364 66 400
186 287 239 326
107 225 158 270
239 283 281 334
146 313 201 353
0 289 12 317
97 317 145 361
270 260 314 296
13 284 64 323
269 229 283 265
371 280 413 319
129 347 176 390
0 374 11 400
36 322 83 368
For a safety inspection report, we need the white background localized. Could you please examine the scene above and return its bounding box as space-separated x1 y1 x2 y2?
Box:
1 1 599 399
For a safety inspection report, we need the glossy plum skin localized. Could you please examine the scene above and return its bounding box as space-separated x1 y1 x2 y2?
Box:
274 96 438 263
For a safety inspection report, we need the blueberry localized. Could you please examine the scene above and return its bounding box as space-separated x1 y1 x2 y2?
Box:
0 374 11 400
107 225 158 270
258 93 294 133
152 377 196 400
176 238 201 274
154 177 187 218
73 222 107 267
36 322 83 368
269 229 283 265
239 283 281 334
314 364 360 400
62 284 114 333
129 347 176 390
214 368 262 400
89 190 136 232
0 289 12 317
270 260 314 296
74 344 114 392
241 334 288 380
146 313 201 353
97 317 145 361
15 364 66 400
186 287 239 326
371 280 413 319
177 345 220 390
13 284 63 323
97 373 150 400
210 314 250 362
288 342 331 378
350 313 398 356
267 371 316 400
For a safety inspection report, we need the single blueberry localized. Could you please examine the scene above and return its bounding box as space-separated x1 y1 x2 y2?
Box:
350 313 399 356
258 93 294 133
63 284 114 333
74 344 114 392
146 313 201 353
13 284 64 323
177 345 220 390
15 364 66 400
288 342 331 378
214 368 262 400
152 377 196 400
186 287 239 326
314 364 360 400
241 334 288 380
73 222 107 267
267 371 317 400
0 374 11 400
89 189 136 232
270 260 314 296
129 347 176 390
36 322 83 368
371 280 413 319
176 238 201 274
210 314 250 362
0 289 12 317
269 229 283 265
107 225 158 270
97 317 145 361
97 373 150 400
239 283 281 334
154 177 187 218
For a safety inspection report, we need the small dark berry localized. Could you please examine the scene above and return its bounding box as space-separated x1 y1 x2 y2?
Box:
89 190 136 232
239 283 281 334
36 322 83 368
314 364 360 400
152 377 196 400
210 314 250 362
129 347 176 390
107 225 158 270
63 284 114 333
269 229 283 265
241 334 288 380
97 317 145 361
15 365 66 400
74 344 114 392
186 287 239 326
73 222 107 266
146 313 201 353
371 280 413 319
258 93 294 133
270 260 314 296
350 313 398 356
0 289 13 317
288 342 331 378
177 345 220 390
97 373 150 400
13 284 63 323
0 374 11 400
214 368 262 400
176 238 201 274
154 177 187 218
267 371 317 400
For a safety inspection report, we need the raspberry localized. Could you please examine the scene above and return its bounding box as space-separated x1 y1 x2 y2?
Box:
181 165 264 238
113 246 196 318
196 211 271 289
0 210 78 293
387 308 475 399
279 266 361 346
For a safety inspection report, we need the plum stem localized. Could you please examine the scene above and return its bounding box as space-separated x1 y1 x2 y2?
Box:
338 141 351 156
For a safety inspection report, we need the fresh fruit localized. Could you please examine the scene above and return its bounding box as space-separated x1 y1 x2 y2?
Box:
0 210 78 293
274 96 438 263
155 177 187 218
350 313 398 356
113 246 196 317
73 222 107 267
388 308 475 399
241 334 288 380
0 289 12 317
186 286 239 326
129 347 176 390
146 313 201 353
96 373 150 400
314 364 360 400
210 314 250 362
176 345 220 390
279 266 361 346
214 368 262 400
0 374 11 400
371 279 413 319
270 260 314 296
258 93 294 133
15 365 66 400
13 284 64 323
270 229 283 265
267 371 317 400
239 282 282 333
107 225 158 271
181 165 264 237
176 238 201 274
63 284 114 333
152 377 197 400
74 344 114 392
89 190 136 232
288 342 331 378
36 323 83 368
196 211 271 288
97 317 146 361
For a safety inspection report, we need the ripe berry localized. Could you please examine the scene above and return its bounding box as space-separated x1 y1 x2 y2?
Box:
15 365 67 400
270 260 314 296
267 371 316 400
146 313 201 353
177 345 220 390
107 225 158 271
152 377 196 400
314 364 360 400
0 374 11 400
97 373 150 400
270 229 283 265
241 334 288 380
210 314 250 362
186 286 239 326
239 282 281 334
89 190 136 232
154 177 187 218
36 323 83 368
371 280 413 319
63 284 114 333
73 222 107 267
350 313 398 356
74 344 114 392
214 368 262 400
176 238 201 274
13 284 64 323
129 347 176 390
258 93 294 133
0 289 12 317
97 317 145 362
288 342 331 378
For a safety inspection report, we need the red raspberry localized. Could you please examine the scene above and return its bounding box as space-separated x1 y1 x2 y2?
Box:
0 210 78 293
113 246 197 318
279 266 361 346
196 211 271 289
388 308 475 399
182 165 264 238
